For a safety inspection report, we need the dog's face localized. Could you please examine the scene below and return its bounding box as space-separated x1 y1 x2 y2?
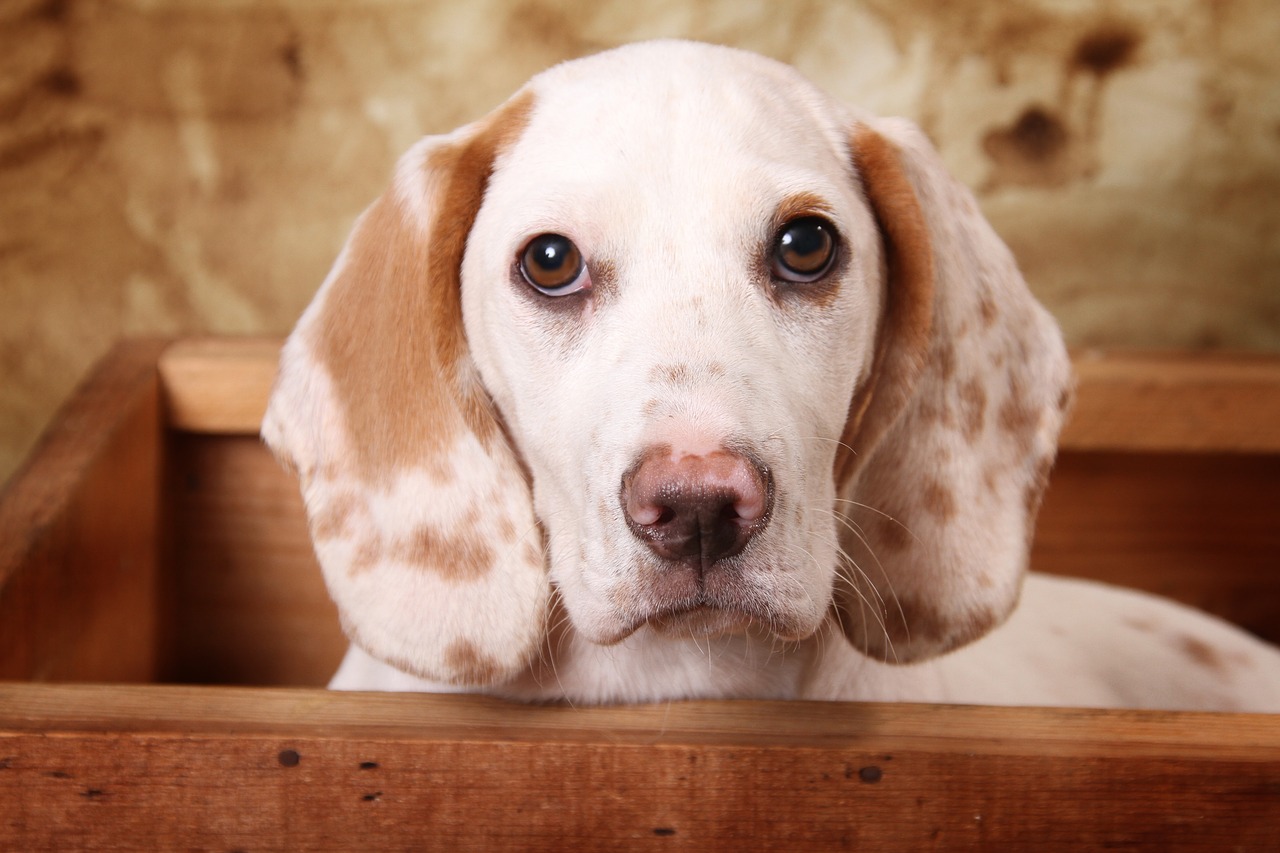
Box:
264 41 1072 686
461 50 883 645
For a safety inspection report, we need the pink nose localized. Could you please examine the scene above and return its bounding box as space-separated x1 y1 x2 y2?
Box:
621 446 772 567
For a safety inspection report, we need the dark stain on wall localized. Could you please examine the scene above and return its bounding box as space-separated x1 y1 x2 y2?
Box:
982 106 1075 188
1071 25 1140 77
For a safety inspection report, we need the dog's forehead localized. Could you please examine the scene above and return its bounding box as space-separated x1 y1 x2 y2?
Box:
495 43 850 208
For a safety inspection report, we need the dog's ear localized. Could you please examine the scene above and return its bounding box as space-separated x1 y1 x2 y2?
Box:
261 92 550 686
833 118 1073 663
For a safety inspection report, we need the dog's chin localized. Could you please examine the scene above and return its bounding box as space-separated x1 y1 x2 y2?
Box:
585 604 816 647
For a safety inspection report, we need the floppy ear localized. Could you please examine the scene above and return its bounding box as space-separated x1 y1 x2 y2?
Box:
833 118 1073 663
261 92 550 685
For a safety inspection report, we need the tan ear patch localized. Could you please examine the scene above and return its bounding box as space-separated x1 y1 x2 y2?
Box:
313 91 535 487
265 88 551 686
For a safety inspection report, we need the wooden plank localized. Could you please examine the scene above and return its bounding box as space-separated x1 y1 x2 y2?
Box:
0 339 168 682
166 434 346 686
158 337 280 433
155 340 1280 453
1066 349 1280 452
1 685 1276 851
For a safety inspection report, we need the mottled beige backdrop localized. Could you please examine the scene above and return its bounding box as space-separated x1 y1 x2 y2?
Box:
3 0 1279 483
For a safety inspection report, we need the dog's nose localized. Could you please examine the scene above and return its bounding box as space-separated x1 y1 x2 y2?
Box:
621 446 772 566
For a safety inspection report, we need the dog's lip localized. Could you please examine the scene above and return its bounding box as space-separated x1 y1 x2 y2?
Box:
646 603 754 638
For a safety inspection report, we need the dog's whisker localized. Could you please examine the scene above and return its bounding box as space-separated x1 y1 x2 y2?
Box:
828 497 923 546
829 559 895 664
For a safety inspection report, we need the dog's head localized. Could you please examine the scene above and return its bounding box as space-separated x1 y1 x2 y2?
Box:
263 41 1072 685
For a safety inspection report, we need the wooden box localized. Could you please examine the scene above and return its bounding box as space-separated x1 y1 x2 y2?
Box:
2 338 1278 850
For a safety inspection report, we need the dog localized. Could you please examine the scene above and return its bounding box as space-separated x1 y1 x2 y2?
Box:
263 40 1280 711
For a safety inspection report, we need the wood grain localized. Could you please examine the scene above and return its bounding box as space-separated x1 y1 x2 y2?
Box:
1 684 1277 851
0 339 168 681
158 337 280 433
1068 349 1280 452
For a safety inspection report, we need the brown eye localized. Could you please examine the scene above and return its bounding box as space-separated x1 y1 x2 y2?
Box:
519 233 587 295
772 216 837 282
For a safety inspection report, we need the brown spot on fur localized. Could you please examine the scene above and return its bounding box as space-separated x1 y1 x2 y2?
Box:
920 479 957 522
654 363 692 386
523 539 542 568
642 398 661 417
872 513 913 553
312 491 360 540
394 521 496 581
935 340 956 380
957 378 987 442
998 374 1040 454
314 91 535 484
979 290 999 327
1180 635 1224 672
916 395 955 430
855 504 916 550
496 514 517 543
880 596 999 659
444 640 504 684
350 536 383 575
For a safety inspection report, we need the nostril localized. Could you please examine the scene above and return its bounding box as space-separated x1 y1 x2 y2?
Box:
620 445 773 566
731 491 767 524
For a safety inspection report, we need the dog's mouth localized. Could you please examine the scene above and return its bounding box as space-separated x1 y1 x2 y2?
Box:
646 604 755 639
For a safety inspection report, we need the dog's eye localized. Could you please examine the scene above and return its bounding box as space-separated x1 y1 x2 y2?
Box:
518 233 587 295
772 216 838 282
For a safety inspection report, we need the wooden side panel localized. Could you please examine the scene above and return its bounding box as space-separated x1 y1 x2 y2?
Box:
165 434 346 686
1033 451 1280 643
1 685 1277 851
0 340 168 682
